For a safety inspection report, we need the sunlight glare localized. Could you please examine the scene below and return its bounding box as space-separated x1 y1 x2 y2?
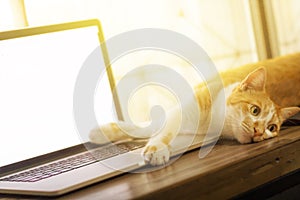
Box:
0 0 15 30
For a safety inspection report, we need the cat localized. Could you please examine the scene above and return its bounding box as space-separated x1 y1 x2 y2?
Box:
90 53 300 166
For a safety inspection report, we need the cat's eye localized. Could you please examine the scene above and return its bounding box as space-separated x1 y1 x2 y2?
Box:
250 105 260 116
267 124 277 132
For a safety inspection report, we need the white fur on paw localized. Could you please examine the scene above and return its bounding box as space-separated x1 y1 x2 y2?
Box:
142 142 170 166
89 127 110 144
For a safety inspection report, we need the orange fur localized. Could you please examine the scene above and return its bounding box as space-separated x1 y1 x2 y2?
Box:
220 53 300 107
218 54 299 143
90 53 300 165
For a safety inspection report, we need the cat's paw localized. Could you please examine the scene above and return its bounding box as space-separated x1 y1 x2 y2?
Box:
89 127 110 144
142 142 170 166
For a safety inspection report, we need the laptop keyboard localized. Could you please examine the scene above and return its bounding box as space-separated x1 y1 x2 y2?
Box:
0 141 145 183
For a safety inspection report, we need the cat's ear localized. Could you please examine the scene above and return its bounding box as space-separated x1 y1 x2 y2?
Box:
240 67 266 91
280 107 300 121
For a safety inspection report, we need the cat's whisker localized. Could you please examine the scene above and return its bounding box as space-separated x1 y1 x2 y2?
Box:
242 125 250 133
241 122 252 133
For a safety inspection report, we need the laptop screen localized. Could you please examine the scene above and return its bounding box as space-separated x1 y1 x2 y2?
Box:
0 24 113 167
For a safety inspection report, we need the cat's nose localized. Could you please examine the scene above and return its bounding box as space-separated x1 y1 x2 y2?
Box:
254 127 263 136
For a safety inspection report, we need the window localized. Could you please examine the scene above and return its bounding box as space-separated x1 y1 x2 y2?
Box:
0 0 28 30
272 0 300 55
22 0 258 71
1 0 299 123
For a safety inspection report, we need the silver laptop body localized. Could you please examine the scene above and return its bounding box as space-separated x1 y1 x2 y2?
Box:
0 19 150 196
0 19 207 196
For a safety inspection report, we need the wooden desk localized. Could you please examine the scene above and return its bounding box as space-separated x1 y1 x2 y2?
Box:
1 126 299 199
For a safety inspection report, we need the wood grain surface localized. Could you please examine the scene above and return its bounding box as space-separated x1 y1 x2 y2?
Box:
1 126 299 200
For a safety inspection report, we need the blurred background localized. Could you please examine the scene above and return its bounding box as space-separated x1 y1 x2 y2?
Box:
1 0 299 122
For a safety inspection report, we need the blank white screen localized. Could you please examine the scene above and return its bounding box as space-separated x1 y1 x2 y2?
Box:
0 26 111 167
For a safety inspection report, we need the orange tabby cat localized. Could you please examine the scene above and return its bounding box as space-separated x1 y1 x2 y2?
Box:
90 53 300 165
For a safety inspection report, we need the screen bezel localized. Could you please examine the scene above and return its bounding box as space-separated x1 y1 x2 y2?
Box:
0 19 123 121
0 19 122 175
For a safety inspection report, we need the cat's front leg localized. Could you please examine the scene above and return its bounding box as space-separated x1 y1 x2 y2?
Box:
141 105 186 165
89 122 137 144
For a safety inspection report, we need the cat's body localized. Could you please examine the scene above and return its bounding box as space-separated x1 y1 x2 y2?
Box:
219 53 300 107
90 53 300 165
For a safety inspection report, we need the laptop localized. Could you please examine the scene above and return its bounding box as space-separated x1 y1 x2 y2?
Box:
0 19 210 196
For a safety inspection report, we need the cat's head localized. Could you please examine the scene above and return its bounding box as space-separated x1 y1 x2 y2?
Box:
226 67 300 144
